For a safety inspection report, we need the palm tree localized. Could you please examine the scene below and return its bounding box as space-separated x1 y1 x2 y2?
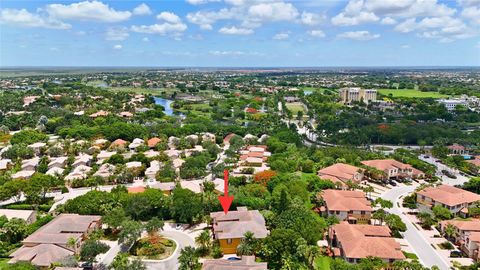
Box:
237 231 257 256
363 186 374 200
66 237 77 254
443 224 459 241
372 209 386 226
179 246 201 270
195 230 211 251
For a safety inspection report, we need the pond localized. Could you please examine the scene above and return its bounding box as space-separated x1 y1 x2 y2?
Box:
153 97 175 116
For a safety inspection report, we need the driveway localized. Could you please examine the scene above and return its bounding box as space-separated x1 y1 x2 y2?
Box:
382 185 450 270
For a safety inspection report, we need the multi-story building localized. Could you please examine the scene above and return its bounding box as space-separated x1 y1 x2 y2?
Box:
339 87 377 105
321 189 372 224
328 223 405 264
440 219 480 260
210 207 268 254
417 185 480 215
317 163 364 188
361 159 425 180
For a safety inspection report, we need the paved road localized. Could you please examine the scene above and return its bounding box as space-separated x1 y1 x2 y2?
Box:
419 155 470 186
382 185 450 270
145 230 195 270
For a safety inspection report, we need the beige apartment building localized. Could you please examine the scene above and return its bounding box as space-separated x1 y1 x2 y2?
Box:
339 87 377 104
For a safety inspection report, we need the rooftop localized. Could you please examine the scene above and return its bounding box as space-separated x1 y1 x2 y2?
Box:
210 207 268 240
417 185 480 207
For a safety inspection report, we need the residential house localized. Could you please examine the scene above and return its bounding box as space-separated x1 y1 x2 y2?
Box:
65 165 92 181
317 163 364 187
210 207 268 254
147 137 162 148
96 150 115 164
110 139 128 149
48 156 68 170
180 178 225 194
72 154 92 168
144 150 160 159
447 144 469 155
118 111 133 118
28 142 46 155
223 133 237 146
46 167 64 177
440 219 480 259
151 182 176 195
328 223 405 264
89 110 109 118
0 209 36 224
202 256 267 270
417 185 480 215
11 170 35 180
21 157 40 171
145 160 161 180
93 163 115 179
0 159 12 171
467 156 480 174
321 189 372 224
129 138 145 150
361 159 425 180
9 214 101 268
201 132 216 143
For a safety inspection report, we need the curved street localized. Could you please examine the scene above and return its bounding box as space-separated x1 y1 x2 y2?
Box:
144 230 196 270
382 185 450 270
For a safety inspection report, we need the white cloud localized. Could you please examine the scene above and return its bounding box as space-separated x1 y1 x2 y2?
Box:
186 0 220 4
218 26 253 35
133 3 152 16
247 2 299 22
331 0 379 26
273 31 289 40
308 30 325 38
394 18 417 33
186 8 234 30
157 12 182 24
461 6 480 25
337 30 380 40
300 11 326 26
131 22 187 35
113 44 122 49
380 17 396 25
0 8 71 29
105 27 129 41
46 1 132 23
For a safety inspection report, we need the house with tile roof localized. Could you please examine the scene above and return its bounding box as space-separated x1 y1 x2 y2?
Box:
417 185 480 215
9 214 101 268
317 163 364 187
328 223 405 264
210 207 268 254
440 219 480 259
361 159 425 180
202 256 267 270
321 189 372 224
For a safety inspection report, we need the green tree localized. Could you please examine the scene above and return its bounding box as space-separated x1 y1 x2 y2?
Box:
171 188 203 224
260 228 303 270
374 198 393 209
118 220 143 246
178 246 201 270
103 208 129 231
80 239 110 262
145 217 164 235
385 214 407 236
443 223 459 241
432 205 452 220
8 262 37 270
195 230 211 254
2 218 28 243
237 231 259 256
358 257 386 270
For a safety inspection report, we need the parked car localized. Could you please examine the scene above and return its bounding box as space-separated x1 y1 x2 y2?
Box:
388 180 397 186
450 250 463 258
81 262 93 270
227 257 242 261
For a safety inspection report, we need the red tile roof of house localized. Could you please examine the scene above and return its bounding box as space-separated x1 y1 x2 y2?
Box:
361 159 411 171
321 189 372 212
417 185 480 207
440 219 480 232
331 223 405 260
128 186 146 194
111 139 127 147
147 137 162 148
318 163 363 184
447 143 466 151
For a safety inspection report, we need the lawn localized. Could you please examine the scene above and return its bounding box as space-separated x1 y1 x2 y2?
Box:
314 256 332 270
286 102 306 114
402 251 419 259
378 89 449 98
0 258 9 269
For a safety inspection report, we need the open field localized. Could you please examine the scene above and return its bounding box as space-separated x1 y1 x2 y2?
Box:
286 102 306 114
378 89 449 98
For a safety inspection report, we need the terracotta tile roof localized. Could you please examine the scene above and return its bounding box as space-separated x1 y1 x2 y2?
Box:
440 219 480 232
202 256 267 270
224 133 236 144
128 186 146 194
447 143 466 151
111 139 127 146
322 189 372 212
318 163 363 183
417 185 480 207
467 157 480 167
10 244 74 267
361 159 411 171
148 137 162 148
210 207 268 240
331 223 404 260
469 232 480 242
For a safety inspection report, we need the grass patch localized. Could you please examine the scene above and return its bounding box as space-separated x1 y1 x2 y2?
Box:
0 258 10 269
378 89 449 98
438 241 455 250
314 256 332 270
286 102 306 114
402 251 419 259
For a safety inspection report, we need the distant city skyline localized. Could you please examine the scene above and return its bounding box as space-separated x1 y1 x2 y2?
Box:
0 0 479 67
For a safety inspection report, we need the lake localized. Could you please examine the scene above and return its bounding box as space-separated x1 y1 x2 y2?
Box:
154 97 174 116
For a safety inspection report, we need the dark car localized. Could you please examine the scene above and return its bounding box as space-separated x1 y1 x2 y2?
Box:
81 262 93 270
389 180 397 186
227 257 242 261
450 251 463 258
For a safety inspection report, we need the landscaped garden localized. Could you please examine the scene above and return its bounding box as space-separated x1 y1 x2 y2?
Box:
129 234 176 260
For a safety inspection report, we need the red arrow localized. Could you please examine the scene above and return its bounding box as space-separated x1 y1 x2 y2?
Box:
218 169 234 214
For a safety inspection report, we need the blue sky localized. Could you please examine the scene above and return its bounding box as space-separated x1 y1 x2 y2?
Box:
0 0 479 67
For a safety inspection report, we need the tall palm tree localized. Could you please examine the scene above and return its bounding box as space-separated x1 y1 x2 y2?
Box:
195 230 211 252
237 231 257 256
179 246 201 270
443 224 459 241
